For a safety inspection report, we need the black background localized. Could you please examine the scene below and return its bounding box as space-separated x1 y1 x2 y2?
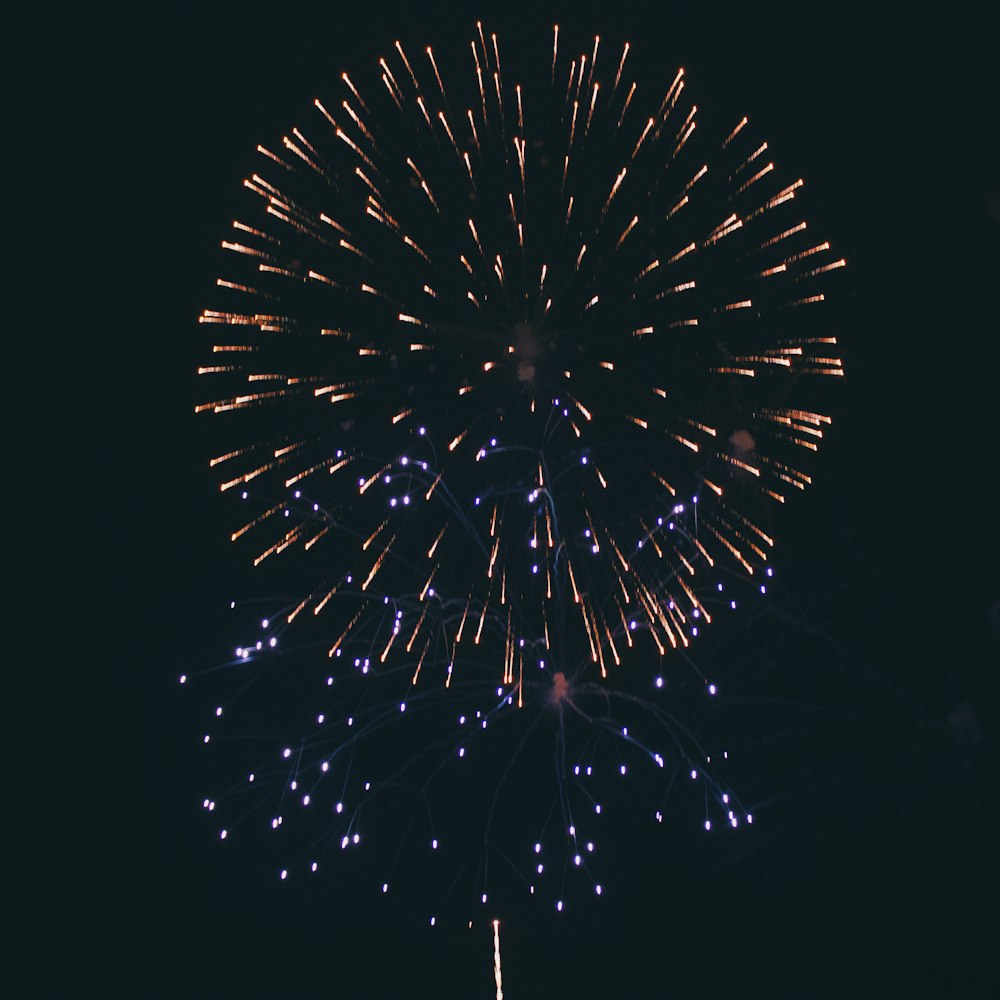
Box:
20 1 999 996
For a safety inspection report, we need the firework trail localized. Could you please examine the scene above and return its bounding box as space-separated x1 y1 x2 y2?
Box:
493 919 504 1000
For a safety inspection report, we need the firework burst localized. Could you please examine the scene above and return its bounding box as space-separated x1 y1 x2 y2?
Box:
191 23 845 915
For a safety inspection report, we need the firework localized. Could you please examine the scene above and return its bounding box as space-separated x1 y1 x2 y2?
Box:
191 23 844 914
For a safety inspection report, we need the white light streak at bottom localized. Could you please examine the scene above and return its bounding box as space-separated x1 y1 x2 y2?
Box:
492 919 504 1000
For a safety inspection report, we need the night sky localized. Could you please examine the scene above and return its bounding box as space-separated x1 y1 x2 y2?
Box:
23 1 999 996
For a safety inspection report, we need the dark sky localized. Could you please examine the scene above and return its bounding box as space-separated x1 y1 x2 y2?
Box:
23 1 999 996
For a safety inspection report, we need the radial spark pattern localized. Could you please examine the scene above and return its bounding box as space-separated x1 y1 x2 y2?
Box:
191 24 844 914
